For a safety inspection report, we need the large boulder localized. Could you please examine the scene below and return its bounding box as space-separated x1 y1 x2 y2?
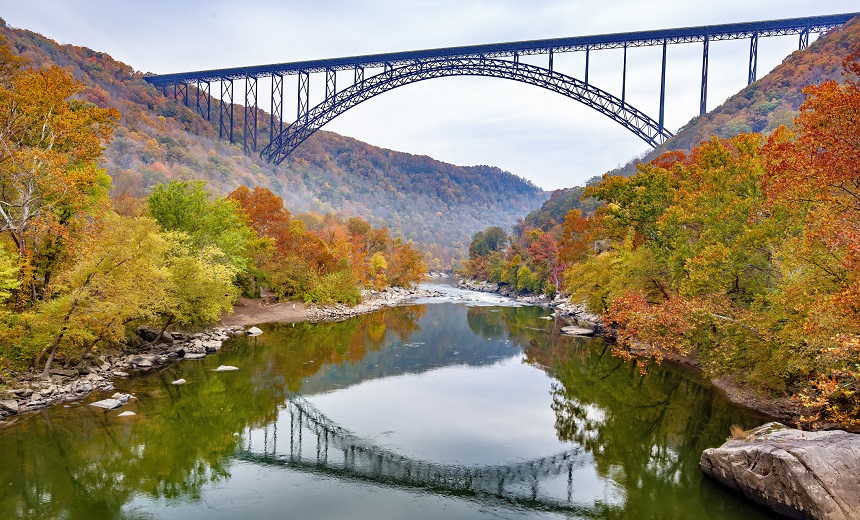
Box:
135 325 172 343
700 422 860 519
560 325 595 336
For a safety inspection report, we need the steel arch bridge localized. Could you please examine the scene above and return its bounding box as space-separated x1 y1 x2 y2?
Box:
240 394 595 512
145 13 858 163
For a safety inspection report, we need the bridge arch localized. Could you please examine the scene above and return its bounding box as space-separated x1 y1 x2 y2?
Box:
261 57 673 164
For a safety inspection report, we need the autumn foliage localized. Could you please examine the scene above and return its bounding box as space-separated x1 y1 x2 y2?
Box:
465 53 860 426
594 55 860 426
225 184 426 304
0 38 426 378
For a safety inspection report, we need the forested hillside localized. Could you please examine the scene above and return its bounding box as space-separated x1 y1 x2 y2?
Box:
0 20 547 269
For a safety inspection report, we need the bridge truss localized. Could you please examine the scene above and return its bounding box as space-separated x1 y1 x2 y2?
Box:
145 13 858 163
239 395 595 512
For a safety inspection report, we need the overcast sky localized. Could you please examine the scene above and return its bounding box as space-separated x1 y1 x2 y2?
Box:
2 1 857 189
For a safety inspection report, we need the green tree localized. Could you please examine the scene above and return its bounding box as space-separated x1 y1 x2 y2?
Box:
148 180 252 271
161 231 239 328
31 214 171 375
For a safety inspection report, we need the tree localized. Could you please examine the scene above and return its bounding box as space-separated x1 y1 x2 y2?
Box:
148 180 252 271
369 251 388 290
559 209 594 264
529 233 563 294
387 238 427 287
227 185 291 241
0 43 119 300
761 52 860 424
0 242 19 305
32 214 170 375
160 231 239 328
483 226 508 253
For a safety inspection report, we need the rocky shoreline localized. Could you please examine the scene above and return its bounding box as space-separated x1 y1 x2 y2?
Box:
456 279 602 332
305 286 443 322
0 286 438 425
0 325 248 422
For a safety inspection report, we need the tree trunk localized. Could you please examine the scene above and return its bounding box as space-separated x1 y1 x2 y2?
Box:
152 314 174 345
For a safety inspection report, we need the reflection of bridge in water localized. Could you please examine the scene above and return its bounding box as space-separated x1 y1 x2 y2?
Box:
239 395 596 513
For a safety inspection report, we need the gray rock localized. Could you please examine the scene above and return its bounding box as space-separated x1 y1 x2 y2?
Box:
213 365 239 372
125 335 145 349
111 392 132 404
202 339 222 352
0 400 19 414
700 422 860 520
112 371 129 378
247 326 263 336
89 398 122 410
10 388 33 398
184 352 206 360
560 325 595 336
136 325 160 342
185 341 206 354
128 355 159 368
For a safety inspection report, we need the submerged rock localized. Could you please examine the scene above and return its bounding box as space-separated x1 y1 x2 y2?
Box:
171 379 187 385
116 411 136 417
246 326 263 336
213 365 238 372
111 392 133 404
89 398 122 410
700 422 860 519
560 325 595 336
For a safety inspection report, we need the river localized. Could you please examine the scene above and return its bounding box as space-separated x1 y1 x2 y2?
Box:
0 283 779 519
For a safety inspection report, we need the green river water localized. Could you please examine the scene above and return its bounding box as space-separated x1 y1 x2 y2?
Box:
0 284 779 519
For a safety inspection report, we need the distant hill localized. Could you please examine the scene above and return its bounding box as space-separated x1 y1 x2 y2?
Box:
606 15 860 178
0 20 548 269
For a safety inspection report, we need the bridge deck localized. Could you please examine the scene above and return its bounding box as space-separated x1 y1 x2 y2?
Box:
145 13 858 85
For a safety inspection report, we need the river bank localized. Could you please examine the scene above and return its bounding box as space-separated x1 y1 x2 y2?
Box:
455 279 836 431
0 286 440 425
457 279 602 328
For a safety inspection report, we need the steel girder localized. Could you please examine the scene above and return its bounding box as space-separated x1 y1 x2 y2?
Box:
244 76 258 153
219 79 234 142
261 58 673 164
195 80 211 121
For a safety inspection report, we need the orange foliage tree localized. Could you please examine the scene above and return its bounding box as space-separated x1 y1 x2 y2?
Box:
762 51 860 423
0 35 119 302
